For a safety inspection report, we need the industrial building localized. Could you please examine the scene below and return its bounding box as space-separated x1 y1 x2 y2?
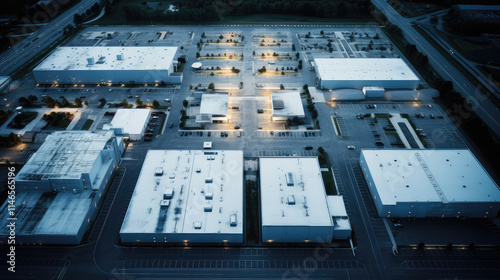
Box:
33 46 182 85
103 109 151 141
326 196 352 239
260 157 344 243
360 149 500 218
120 150 244 244
271 91 305 121
0 131 124 244
196 93 229 123
314 58 420 90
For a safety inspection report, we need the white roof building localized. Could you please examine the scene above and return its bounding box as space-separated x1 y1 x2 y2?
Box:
326 196 351 239
259 157 334 243
120 150 244 243
33 46 182 84
0 131 124 244
314 58 420 90
16 130 124 192
360 149 500 218
271 91 305 121
103 109 151 141
197 93 229 123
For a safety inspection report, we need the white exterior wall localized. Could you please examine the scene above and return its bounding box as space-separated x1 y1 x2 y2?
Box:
120 232 243 244
33 69 181 85
320 79 419 90
332 226 351 240
262 225 334 243
359 151 500 218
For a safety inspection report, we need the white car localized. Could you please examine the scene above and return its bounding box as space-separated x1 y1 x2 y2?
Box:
348 146 356 150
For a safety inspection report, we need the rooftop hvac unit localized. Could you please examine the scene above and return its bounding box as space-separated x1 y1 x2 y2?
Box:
194 221 202 229
196 168 201 173
154 167 164 176
286 172 294 186
160 200 170 207
87 57 95 65
205 177 213 183
117 53 123 60
205 192 213 200
204 202 213 212
229 214 237 227
287 195 296 205
163 187 174 199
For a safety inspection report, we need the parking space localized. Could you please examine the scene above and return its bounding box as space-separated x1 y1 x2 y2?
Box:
119 258 365 270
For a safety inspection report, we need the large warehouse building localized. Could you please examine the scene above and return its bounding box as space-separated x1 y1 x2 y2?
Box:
260 157 344 243
0 131 124 244
103 109 151 141
33 46 182 85
314 58 420 90
120 150 244 244
360 149 500 218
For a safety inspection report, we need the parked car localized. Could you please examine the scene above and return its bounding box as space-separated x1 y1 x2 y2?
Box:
348 145 356 150
305 145 313 150
169 123 174 128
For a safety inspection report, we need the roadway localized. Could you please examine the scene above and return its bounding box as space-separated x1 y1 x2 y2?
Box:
371 0 500 139
0 0 100 76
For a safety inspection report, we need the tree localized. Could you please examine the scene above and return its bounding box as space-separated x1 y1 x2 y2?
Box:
122 99 128 107
280 84 285 90
208 82 215 91
61 97 69 107
201 32 205 38
196 52 200 58
135 97 143 107
292 44 296 51
84 100 89 106
74 98 82 107
8 132 20 146
152 100 160 108
28 95 38 104
74 13 83 25
317 147 325 154
312 109 318 119
296 52 300 59
320 30 324 35
183 100 189 107
18 97 29 106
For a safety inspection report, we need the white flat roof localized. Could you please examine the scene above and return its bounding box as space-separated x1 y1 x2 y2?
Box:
0 190 95 237
314 58 419 82
272 91 305 117
361 149 500 205
35 46 178 71
107 109 150 136
120 150 243 236
17 131 116 181
200 94 228 115
326 195 348 217
259 157 333 227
